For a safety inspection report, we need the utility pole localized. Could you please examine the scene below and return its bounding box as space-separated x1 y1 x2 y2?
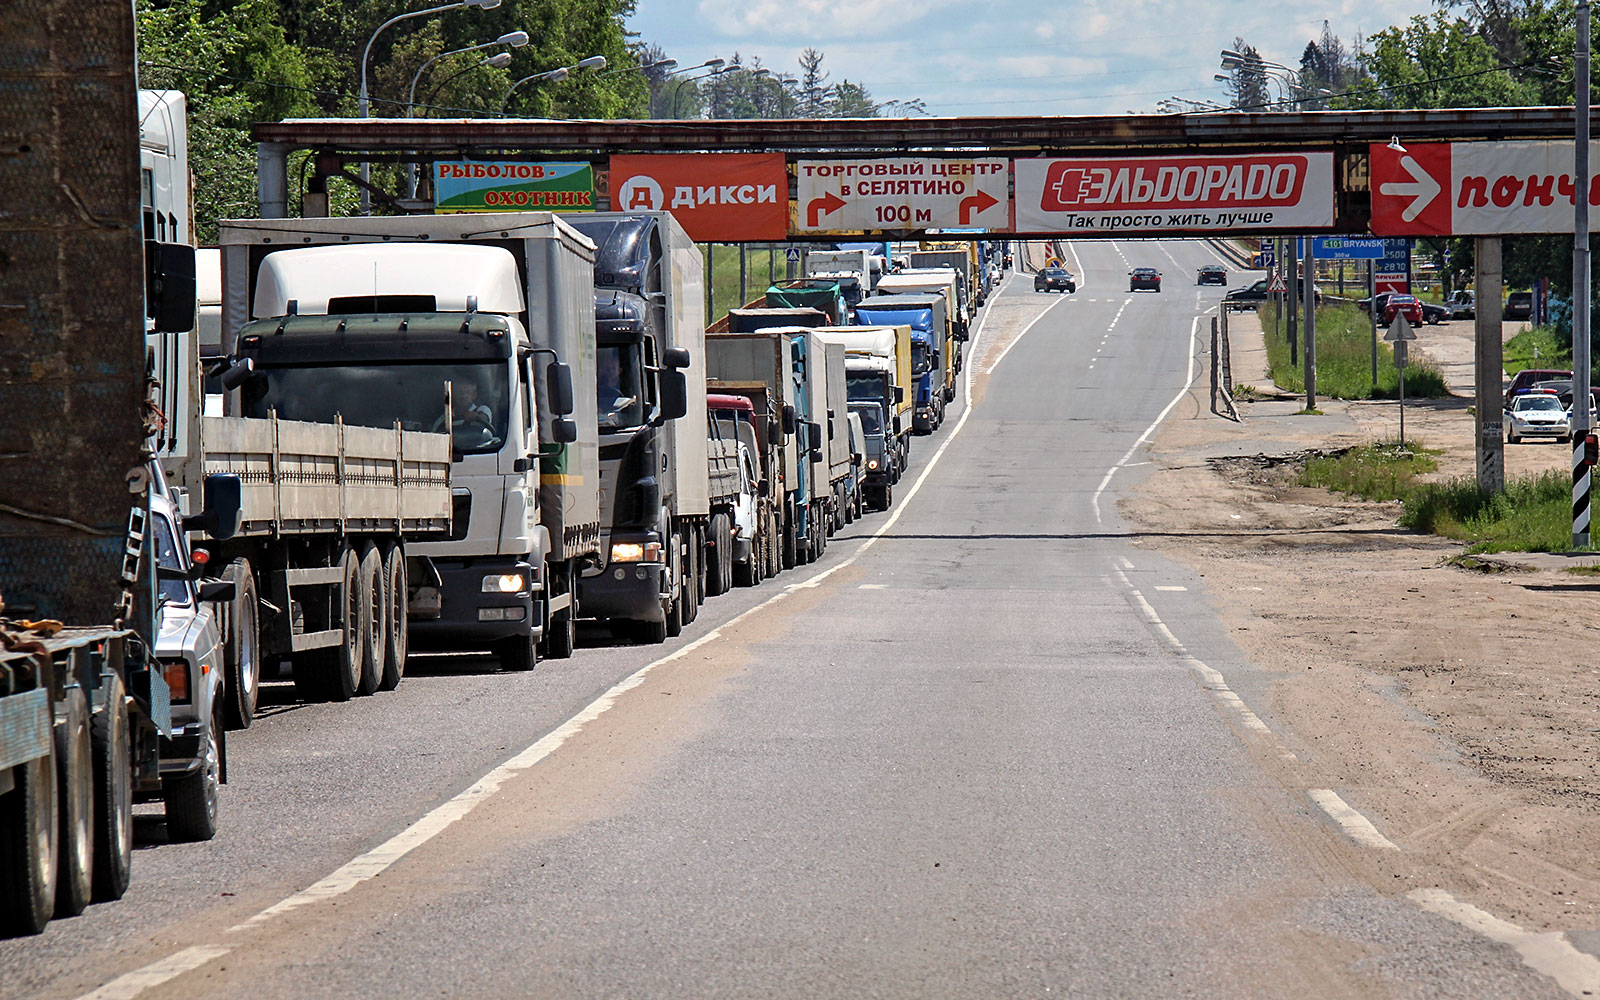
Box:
1303 236 1317 409
1287 239 1298 368
1476 237 1505 492
1369 258 1379 390
1574 0 1594 547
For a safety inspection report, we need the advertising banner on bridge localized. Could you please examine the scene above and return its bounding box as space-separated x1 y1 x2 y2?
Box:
434 161 594 213
1370 140 1600 236
1013 152 1334 234
793 157 1010 234
608 153 788 242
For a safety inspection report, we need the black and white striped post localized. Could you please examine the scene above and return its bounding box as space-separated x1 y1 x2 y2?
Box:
1574 0 1593 548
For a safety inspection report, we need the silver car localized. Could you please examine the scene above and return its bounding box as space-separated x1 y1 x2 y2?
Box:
148 465 232 841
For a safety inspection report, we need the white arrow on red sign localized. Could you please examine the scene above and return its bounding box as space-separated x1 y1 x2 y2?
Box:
1378 155 1443 223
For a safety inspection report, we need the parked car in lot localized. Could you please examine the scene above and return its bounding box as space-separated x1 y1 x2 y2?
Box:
1568 400 1599 438
1505 291 1534 320
1447 289 1475 319
1419 300 1451 325
1128 267 1162 292
1196 264 1227 285
1504 367 1573 409
1506 392 1570 443
1034 267 1076 293
1382 294 1424 326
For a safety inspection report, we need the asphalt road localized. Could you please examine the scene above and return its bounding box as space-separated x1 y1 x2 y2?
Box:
3 242 1574 999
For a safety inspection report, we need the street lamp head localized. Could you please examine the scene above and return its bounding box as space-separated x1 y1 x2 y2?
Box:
650 58 677 71
497 30 529 47
461 0 501 8
1220 48 1244 61
1387 136 1407 152
750 67 770 77
705 58 726 69
483 52 512 68
1213 74 1230 83
576 55 607 71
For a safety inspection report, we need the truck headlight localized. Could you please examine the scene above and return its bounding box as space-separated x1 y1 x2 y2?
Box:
482 573 527 594
611 541 663 563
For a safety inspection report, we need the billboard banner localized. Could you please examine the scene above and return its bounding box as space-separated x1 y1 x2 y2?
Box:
793 157 1010 233
1014 152 1335 233
1370 140 1600 236
434 161 594 213
608 153 789 242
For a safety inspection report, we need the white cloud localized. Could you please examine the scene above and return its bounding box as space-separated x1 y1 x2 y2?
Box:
698 0 963 38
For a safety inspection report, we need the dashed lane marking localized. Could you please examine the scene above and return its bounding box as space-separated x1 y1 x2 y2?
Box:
1308 789 1400 851
1409 889 1600 997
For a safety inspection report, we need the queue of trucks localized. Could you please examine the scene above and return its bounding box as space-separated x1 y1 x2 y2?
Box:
0 68 1002 933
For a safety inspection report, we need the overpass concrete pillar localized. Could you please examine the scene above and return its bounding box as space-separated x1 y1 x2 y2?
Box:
1475 236 1505 493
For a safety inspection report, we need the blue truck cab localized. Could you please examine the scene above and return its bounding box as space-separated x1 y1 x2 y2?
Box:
855 294 947 434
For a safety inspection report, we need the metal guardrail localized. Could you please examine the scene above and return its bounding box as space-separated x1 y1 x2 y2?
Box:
1210 314 1241 423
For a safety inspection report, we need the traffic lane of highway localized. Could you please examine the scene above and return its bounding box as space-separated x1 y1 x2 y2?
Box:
119 253 1506 999
0 278 1024 999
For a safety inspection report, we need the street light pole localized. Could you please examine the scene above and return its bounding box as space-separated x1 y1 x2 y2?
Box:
408 31 528 116
654 58 723 118
501 56 605 112
357 0 502 213
1574 0 1593 547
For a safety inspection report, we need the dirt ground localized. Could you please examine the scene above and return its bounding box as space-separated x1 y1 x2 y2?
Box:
1121 308 1600 935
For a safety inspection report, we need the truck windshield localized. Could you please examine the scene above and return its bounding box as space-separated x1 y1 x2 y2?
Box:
911 342 932 375
153 514 191 607
852 406 883 436
845 373 882 401
597 343 645 430
240 362 510 455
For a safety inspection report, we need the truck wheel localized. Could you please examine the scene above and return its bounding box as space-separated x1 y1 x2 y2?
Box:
163 700 220 843
781 508 797 570
90 672 132 902
544 562 576 661
687 526 704 621
53 686 92 917
378 545 408 690
356 544 385 696
328 547 366 701
494 633 536 672
0 735 56 935
733 550 756 588
706 514 730 597
220 558 260 730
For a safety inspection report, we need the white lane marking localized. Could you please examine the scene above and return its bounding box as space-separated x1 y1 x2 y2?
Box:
1115 564 1274 737
857 583 887 589
1154 585 1187 591
77 946 233 1000
1409 888 1600 997
1092 314 1200 525
69 291 1044 994
1308 789 1400 851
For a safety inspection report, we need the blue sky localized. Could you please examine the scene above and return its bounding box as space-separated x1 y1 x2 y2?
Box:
626 1 1442 116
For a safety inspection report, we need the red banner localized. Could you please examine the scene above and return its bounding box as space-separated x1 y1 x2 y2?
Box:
608 154 789 242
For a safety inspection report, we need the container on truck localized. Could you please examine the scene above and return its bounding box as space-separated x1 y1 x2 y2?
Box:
566 212 718 643
813 325 912 503
765 280 847 324
807 338 853 537
908 248 978 317
725 307 830 333
217 213 592 670
855 294 954 433
706 330 822 568
877 267 967 350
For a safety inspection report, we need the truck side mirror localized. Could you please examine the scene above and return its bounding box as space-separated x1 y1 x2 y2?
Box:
757 478 771 498
197 580 237 603
219 357 255 391
782 405 798 435
893 386 904 404
551 418 578 444
808 421 823 451
767 418 782 446
147 241 197 333
546 362 575 416
655 370 688 424
183 473 242 540
663 346 691 370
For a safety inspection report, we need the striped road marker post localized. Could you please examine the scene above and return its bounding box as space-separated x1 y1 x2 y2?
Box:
1578 435 1595 548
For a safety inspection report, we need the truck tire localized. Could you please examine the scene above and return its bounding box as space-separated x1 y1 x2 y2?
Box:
90 672 132 902
356 544 386 696
378 545 408 690
781 506 797 570
494 633 536 672
687 526 704 622
53 686 92 917
706 514 731 597
543 562 576 661
163 700 220 843
0 736 56 935
220 558 260 730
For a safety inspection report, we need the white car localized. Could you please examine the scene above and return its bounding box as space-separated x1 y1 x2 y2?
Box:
1567 402 1598 439
1506 393 1570 443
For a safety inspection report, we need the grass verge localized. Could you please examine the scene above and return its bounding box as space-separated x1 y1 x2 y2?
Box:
1502 325 1569 376
1260 303 1448 399
1299 444 1585 553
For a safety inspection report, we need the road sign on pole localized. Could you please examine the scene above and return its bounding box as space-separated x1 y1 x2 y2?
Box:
1383 314 1417 342
1268 274 1287 292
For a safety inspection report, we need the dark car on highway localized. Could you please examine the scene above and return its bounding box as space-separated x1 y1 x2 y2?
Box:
1128 267 1162 292
1225 278 1321 311
1419 300 1451 325
1034 267 1076 293
1196 264 1227 285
